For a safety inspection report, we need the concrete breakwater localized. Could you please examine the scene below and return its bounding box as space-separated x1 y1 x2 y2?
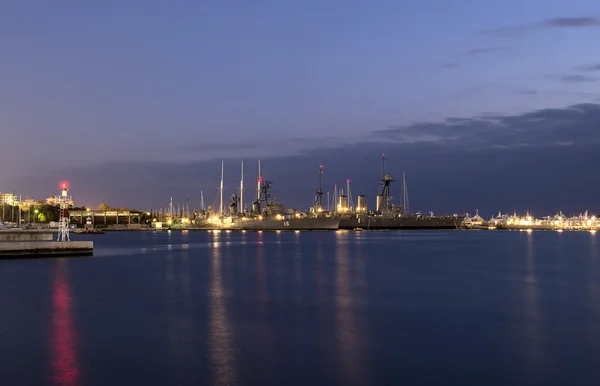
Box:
0 229 55 241
0 241 93 258
0 229 94 258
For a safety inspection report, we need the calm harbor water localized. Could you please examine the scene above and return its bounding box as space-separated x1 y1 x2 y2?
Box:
1 230 599 385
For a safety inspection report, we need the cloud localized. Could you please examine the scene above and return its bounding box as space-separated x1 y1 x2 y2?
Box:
371 103 600 149
581 63 600 71
519 89 538 95
442 62 459 69
168 135 349 160
7 104 600 216
541 17 600 27
462 47 507 56
479 16 600 37
560 74 597 82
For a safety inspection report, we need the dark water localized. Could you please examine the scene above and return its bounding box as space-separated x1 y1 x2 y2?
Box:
1 230 600 386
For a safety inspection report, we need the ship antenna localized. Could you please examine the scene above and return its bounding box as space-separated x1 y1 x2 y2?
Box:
381 153 385 180
200 190 205 211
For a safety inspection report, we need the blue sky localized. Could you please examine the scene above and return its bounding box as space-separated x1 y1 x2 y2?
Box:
1 1 599 214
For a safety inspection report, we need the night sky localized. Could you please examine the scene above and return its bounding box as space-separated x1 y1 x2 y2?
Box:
1 1 599 216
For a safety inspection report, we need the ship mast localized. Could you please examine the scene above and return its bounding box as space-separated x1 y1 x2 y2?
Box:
313 164 324 211
220 160 224 216
333 184 338 212
377 153 394 212
403 172 409 214
346 179 353 211
257 160 261 201
185 194 189 219
200 190 204 211
240 160 244 214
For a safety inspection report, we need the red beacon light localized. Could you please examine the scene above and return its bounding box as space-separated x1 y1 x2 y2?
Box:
60 181 69 191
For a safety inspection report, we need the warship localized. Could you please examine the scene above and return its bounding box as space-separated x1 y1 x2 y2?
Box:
203 161 339 231
335 155 464 230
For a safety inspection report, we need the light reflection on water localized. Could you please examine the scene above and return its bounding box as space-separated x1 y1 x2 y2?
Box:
208 230 237 385
2 230 598 386
334 230 365 385
521 230 546 383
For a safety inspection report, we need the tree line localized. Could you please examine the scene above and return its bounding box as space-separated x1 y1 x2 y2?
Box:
0 203 60 223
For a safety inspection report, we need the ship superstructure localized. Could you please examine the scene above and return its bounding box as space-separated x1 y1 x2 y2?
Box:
335 154 464 230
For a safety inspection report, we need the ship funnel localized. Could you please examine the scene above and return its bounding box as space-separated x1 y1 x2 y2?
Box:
376 195 385 212
337 195 348 212
357 195 367 212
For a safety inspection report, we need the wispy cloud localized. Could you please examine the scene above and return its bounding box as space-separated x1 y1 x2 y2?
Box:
442 62 459 69
581 63 600 71
173 135 348 159
479 16 600 37
519 89 539 95
462 47 507 56
560 74 597 82
541 17 600 27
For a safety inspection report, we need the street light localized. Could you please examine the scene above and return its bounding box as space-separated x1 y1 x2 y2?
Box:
34 209 39 224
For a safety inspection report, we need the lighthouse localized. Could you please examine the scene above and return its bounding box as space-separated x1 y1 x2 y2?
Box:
56 181 72 241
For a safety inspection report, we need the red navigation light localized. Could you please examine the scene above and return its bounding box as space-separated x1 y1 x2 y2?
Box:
319 164 323 169
59 180 69 191
346 179 350 183
382 153 385 157
258 178 263 183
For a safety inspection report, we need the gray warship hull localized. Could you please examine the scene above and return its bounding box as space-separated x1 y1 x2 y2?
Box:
229 217 340 231
339 214 464 230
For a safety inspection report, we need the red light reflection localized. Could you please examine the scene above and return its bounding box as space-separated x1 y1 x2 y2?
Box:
51 260 80 386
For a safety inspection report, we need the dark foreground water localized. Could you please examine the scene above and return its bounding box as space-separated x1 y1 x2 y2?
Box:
1 230 600 385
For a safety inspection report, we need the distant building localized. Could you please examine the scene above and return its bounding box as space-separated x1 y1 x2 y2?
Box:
19 198 36 209
69 209 143 225
0 193 15 205
46 195 74 208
